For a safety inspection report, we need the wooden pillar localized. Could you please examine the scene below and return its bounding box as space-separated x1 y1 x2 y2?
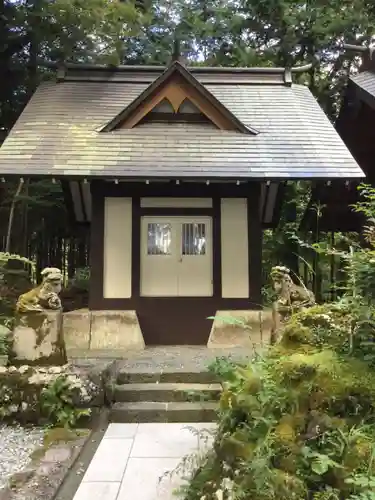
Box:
88 181 105 310
248 183 262 308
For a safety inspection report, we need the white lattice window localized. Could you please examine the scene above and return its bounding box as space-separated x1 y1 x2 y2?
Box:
147 223 172 255
182 223 206 255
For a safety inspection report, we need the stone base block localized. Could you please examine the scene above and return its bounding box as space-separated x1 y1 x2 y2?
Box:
63 309 90 350
63 310 145 353
90 311 145 350
207 310 273 349
11 310 67 365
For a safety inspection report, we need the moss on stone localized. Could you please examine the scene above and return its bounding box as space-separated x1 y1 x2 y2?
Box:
280 322 314 348
30 428 89 461
43 427 89 447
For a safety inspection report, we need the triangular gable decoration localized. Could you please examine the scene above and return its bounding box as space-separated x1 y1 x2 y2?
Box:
101 61 259 135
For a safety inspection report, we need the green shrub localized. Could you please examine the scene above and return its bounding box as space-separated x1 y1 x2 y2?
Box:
70 267 90 291
0 367 98 427
40 376 91 428
0 332 10 356
184 304 375 500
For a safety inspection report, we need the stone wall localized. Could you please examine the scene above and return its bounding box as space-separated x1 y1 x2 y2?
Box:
0 363 109 425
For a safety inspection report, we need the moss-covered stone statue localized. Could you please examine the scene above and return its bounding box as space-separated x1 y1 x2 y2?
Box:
11 267 67 366
270 266 315 344
16 267 62 313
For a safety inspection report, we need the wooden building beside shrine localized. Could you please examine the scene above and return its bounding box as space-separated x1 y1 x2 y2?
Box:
302 45 375 233
0 59 364 346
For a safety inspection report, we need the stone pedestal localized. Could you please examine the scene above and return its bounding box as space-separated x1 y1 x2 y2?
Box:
11 310 67 366
90 310 145 350
63 309 91 350
207 309 273 349
62 310 145 354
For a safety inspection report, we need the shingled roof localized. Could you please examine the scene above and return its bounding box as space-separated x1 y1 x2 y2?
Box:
0 61 364 180
348 71 375 111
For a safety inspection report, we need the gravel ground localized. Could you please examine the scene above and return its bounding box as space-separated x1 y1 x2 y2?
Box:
0 424 44 490
113 346 255 373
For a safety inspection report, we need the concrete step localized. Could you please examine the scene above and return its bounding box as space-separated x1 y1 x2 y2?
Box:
116 370 219 385
113 382 222 403
110 401 218 423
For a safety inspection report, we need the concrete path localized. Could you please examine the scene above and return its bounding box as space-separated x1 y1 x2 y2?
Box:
72 422 215 500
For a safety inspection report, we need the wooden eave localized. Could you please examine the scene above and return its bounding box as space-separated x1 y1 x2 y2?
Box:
100 60 259 135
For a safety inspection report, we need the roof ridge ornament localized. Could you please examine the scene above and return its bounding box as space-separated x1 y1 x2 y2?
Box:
56 62 66 82
283 55 320 85
171 36 183 64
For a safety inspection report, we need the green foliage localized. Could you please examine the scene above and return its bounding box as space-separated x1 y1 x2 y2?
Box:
0 332 10 356
0 314 13 331
0 252 35 279
0 252 36 329
208 356 239 382
40 376 91 428
346 474 375 500
207 315 251 329
70 267 91 291
0 367 97 427
186 327 375 499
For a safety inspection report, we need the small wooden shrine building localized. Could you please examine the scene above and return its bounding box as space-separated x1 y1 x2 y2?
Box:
0 58 364 345
302 44 375 233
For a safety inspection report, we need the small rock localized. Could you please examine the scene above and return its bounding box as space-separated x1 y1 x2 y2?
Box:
48 367 62 374
41 446 71 463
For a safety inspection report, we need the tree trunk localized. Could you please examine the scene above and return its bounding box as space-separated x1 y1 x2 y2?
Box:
5 179 24 253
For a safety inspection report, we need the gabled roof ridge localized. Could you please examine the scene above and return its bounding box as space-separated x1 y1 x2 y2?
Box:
100 60 259 135
38 58 317 82
41 60 286 74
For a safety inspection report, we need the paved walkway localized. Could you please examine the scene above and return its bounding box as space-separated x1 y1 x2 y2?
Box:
72 422 215 500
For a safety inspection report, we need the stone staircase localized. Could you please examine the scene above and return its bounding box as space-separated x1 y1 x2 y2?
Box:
108 369 221 423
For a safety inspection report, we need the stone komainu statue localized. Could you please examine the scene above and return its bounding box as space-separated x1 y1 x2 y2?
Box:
271 266 315 310
16 267 63 314
270 265 315 344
